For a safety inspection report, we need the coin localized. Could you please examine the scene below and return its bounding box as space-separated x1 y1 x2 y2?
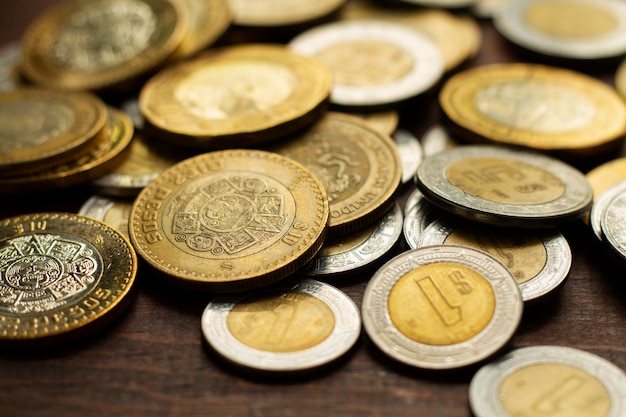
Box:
416 145 594 228
586 157 626 201
418 217 571 302
402 189 440 248
265 112 402 237
472 0 514 18
301 203 402 277
140 43 332 148
171 0 232 59
600 187 626 265
392 0 478 9
361 245 522 369
20 0 189 92
616 57 626 101
0 107 134 194
469 345 626 417
79 195 133 238
392 128 423 185
493 0 626 61
352 110 399 136
228 0 345 27
288 19 444 108
590 180 626 241
201 277 360 372
420 124 459 157
0 42 22 92
439 63 626 157
0 88 108 176
0 212 138 347
129 149 329 292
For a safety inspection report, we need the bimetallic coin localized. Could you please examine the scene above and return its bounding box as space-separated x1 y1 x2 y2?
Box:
600 187 626 264
0 42 22 92
392 129 423 185
171 0 231 59
494 0 626 61
129 149 329 292
361 245 522 369
229 0 345 27
416 145 593 228
470 345 626 417
266 112 401 237
418 218 571 302
289 20 444 108
140 44 332 148
79 195 133 238
0 212 137 347
590 180 626 240
420 124 458 157
301 204 402 276
402 190 440 247
201 278 360 372
439 63 626 156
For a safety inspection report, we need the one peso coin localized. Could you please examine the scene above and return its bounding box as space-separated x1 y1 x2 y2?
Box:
129 149 329 292
415 145 593 228
361 245 522 370
469 345 626 417
0 212 138 347
201 277 360 372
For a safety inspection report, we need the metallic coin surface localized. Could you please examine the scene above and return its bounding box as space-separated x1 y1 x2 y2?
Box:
616 57 626 101
393 0 478 9
0 42 22 92
402 189 441 248
129 149 329 292
392 129 423 185
494 0 626 60
600 187 626 263
415 145 593 227
79 195 133 238
362 245 522 369
586 157 626 201
439 63 626 156
470 345 626 417
0 212 137 347
201 278 360 372
140 43 332 148
352 110 399 137
171 0 231 59
590 180 626 240
266 112 401 237
418 217 571 302
420 124 459 157
289 20 444 108
301 203 402 276
229 0 345 27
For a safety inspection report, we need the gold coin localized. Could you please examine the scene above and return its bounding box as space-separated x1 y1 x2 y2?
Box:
439 63 626 157
0 88 108 176
20 0 189 92
129 149 329 292
586 157 626 200
229 0 345 27
265 112 402 237
0 212 138 347
0 108 134 194
351 110 399 136
139 43 332 148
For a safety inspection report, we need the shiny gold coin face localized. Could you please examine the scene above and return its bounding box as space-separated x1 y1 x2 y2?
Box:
171 0 231 59
387 263 496 346
446 157 566 205
227 292 335 353
499 363 611 417
524 1 617 39
445 227 547 284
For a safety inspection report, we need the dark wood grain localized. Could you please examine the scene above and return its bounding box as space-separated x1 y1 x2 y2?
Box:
2 2 626 417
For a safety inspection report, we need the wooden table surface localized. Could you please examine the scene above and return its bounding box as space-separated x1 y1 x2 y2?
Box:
1 2 626 417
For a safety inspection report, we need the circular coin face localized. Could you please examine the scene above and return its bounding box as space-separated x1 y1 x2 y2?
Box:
171 0 232 59
289 20 444 108
415 145 593 227
0 212 138 347
361 245 522 369
201 278 361 372
129 149 329 292
470 345 626 417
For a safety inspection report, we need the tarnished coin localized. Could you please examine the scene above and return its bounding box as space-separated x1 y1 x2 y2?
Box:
361 245 522 370
79 195 133 238
416 145 593 228
129 149 329 292
201 278 360 372
494 0 626 61
289 19 444 108
420 124 459 157
600 187 626 265
392 129 423 185
439 63 626 157
301 204 402 277
20 0 189 92
171 0 231 59
0 88 108 176
228 0 345 27
265 112 402 237
0 212 137 347
140 43 332 148
0 42 22 92
590 180 626 240
470 345 626 417
418 217 571 302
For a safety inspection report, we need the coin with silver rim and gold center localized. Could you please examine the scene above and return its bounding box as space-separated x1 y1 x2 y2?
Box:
469 345 626 417
0 212 138 347
416 145 593 228
129 149 329 293
361 244 522 369
201 277 360 372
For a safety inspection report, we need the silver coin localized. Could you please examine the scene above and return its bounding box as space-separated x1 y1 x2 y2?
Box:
201 278 361 372
470 345 626 417
361 244 522 370
418 217 571 302
392 128 423 185
601 187 626 264
415 145 593 228
402 190 441 247
589 180 626 241
288 20 444 108
493 0 626 60
301 203 403 276
78 195 133 238
420 124 458 157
